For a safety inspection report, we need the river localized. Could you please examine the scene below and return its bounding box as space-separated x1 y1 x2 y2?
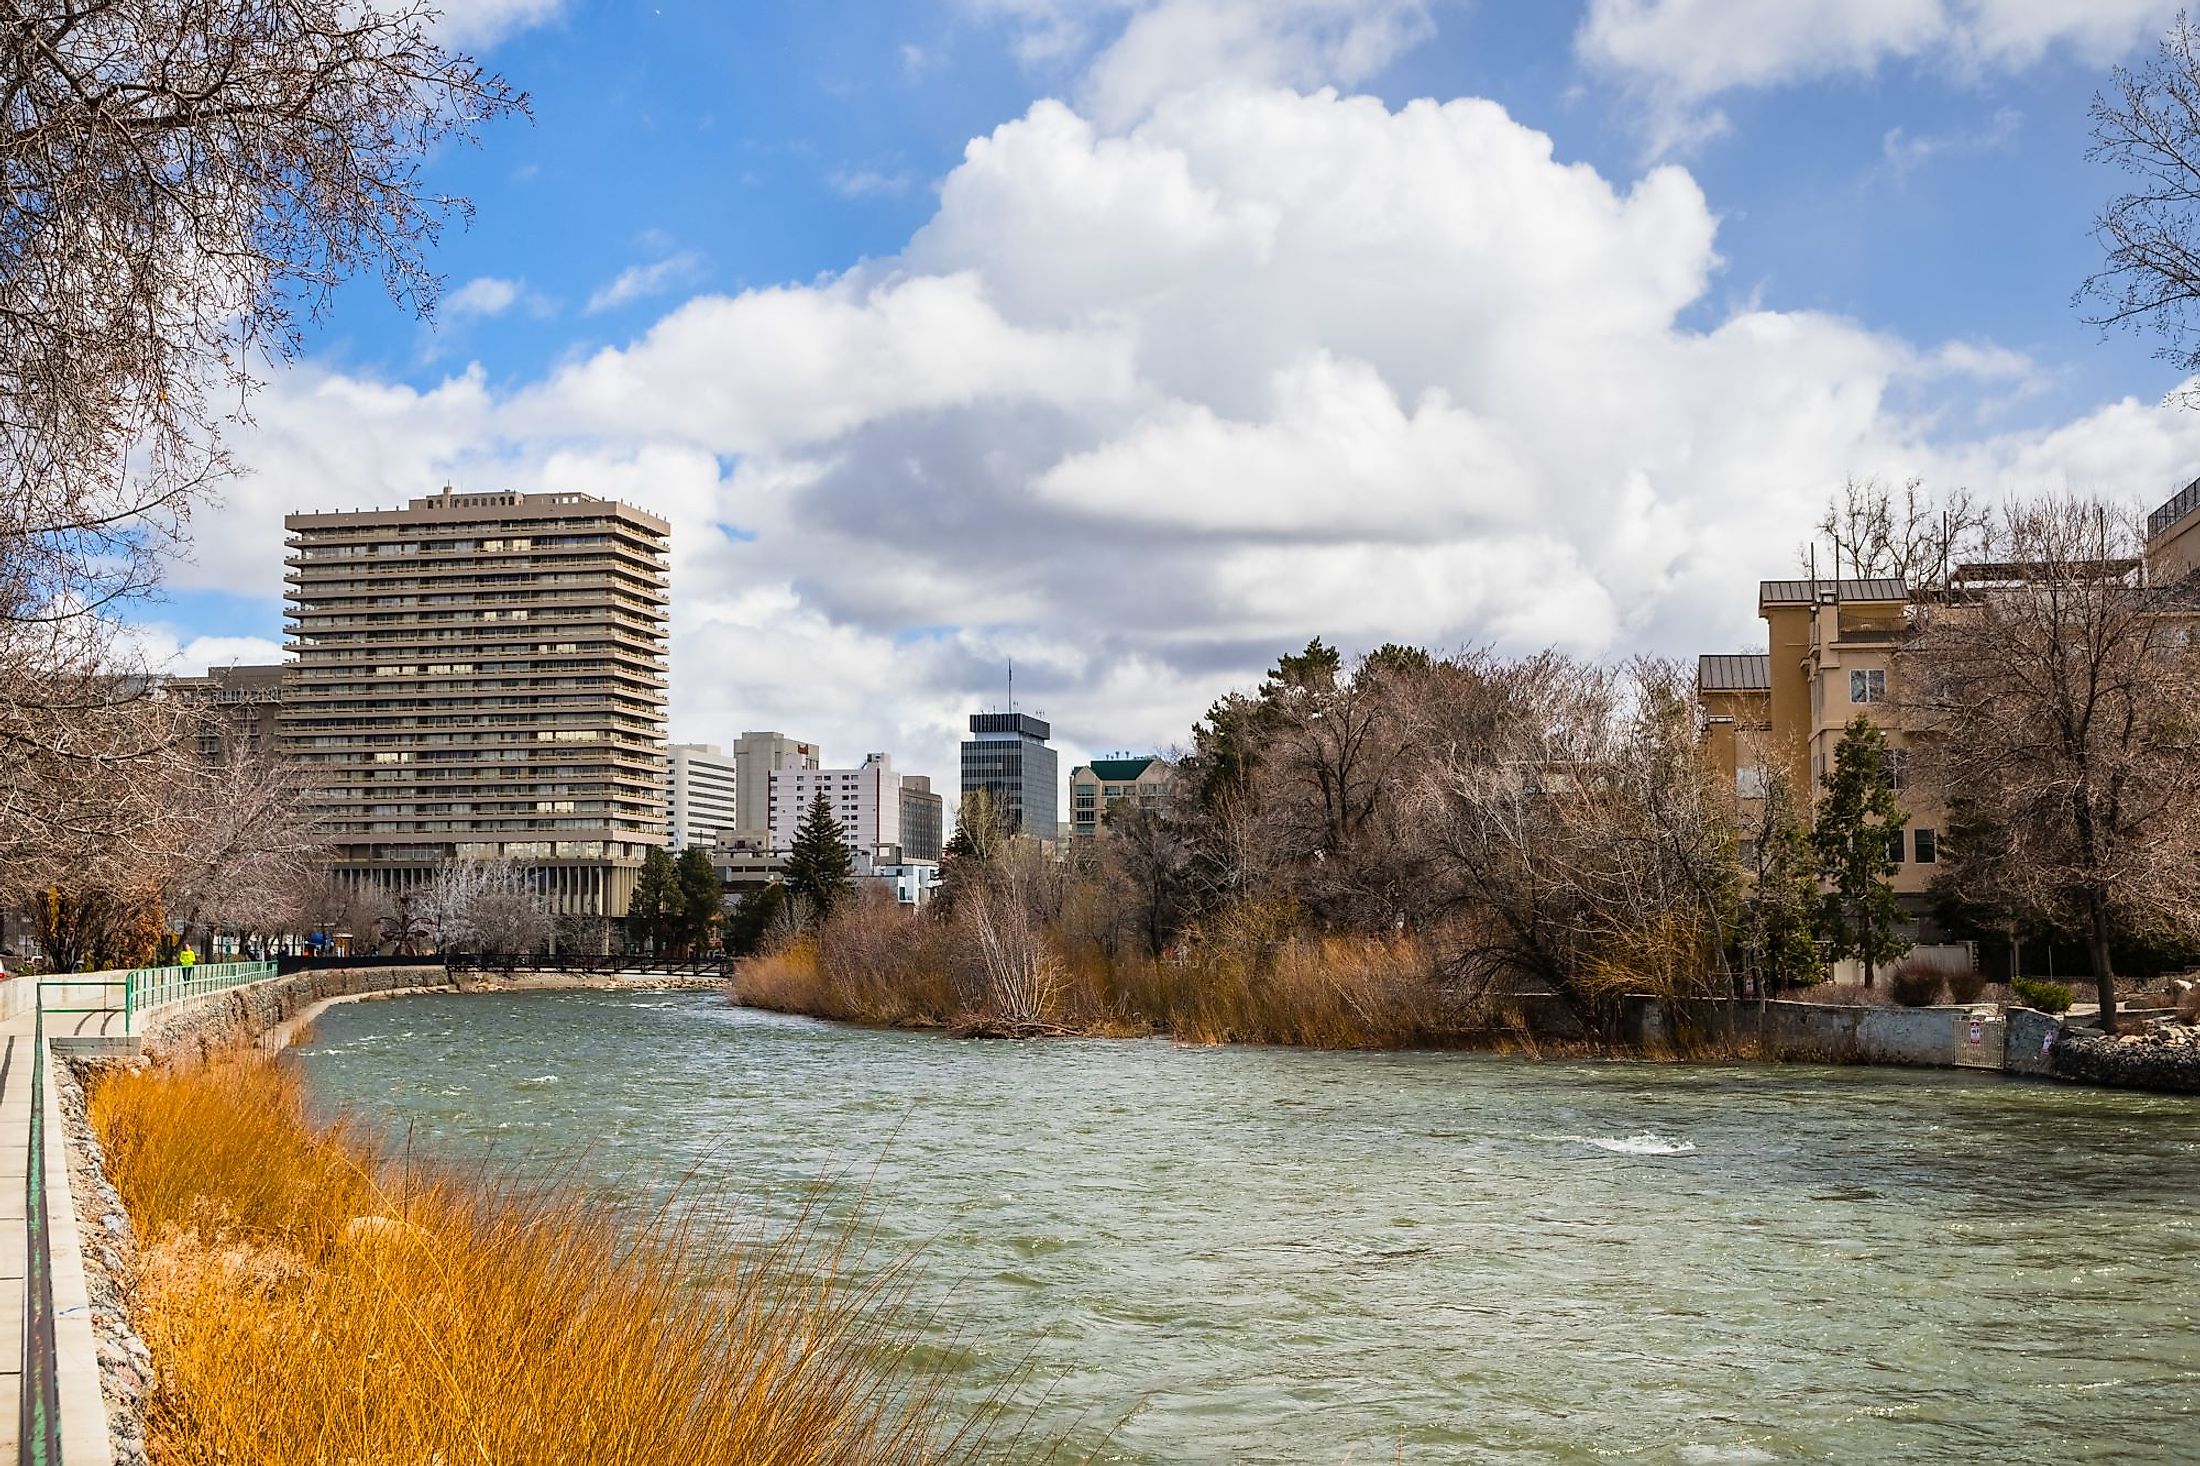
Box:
290 989 2199 1463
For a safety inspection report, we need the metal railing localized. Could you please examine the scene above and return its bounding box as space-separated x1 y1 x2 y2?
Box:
22 1000 61 1465
448 951 730 979
36 959 277 1031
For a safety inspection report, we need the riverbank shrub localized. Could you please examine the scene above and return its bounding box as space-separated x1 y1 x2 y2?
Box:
88 1056 1006 1465
736 893 1463 1049
2013 976 2074 1014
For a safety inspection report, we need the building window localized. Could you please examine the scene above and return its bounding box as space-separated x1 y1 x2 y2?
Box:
1885 827 1905 864
1736 766 1769 800
1850 668 1886 704
1914 827 1937 864
1886 747 1910 792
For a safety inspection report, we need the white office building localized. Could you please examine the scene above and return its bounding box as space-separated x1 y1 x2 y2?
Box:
665 742 741 851
767 752 902 858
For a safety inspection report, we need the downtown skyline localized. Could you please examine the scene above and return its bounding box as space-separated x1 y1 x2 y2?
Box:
121 0 2200 796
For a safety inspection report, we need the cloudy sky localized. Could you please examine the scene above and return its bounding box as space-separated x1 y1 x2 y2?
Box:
139 0 2200 792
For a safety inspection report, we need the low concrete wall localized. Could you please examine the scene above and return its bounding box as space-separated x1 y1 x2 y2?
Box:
2002 1007 2062 1077
136 965 450 1062
1853 1007 1960 1067
1627 996 1970 1069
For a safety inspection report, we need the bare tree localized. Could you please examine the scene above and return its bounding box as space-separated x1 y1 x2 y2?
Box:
2 0 525 634
1407 655 1739 1021
1809 476 1990 589
1909 496 2200 1030
2084 11 2200 391
285 868 396 953
411 859 553 954
958 848 1065 1032
0 0 525 917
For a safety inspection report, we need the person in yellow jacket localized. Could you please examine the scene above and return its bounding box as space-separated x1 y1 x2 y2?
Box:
178 944 196 970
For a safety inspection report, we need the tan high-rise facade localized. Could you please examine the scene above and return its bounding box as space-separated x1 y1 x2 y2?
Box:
282 488 671 918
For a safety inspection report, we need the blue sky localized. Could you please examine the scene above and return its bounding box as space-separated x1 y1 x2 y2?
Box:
142 0 2200 789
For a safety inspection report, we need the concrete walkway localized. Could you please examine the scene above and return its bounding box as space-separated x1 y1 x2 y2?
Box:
1 978 125 1465
2 1000 31 1461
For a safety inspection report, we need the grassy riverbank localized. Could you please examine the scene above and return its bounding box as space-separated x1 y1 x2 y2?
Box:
88 1055 1012 1465
735 901 1489 1049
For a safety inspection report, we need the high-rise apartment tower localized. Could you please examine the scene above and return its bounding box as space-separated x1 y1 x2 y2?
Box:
282 487 670 918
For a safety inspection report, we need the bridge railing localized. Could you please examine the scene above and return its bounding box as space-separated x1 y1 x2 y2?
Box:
447 951 729 979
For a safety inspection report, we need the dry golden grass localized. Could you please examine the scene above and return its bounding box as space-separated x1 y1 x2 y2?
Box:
738 899 1464 1051
90 1056 1024 1466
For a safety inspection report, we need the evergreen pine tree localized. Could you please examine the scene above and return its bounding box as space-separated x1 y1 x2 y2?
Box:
1811 716 1911 987
672 847 724 955
723 884 787 958
783 790 854 922
628 845 676 952
1740 767 1822 994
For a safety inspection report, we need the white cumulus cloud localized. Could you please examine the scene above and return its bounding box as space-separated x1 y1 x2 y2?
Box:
180 77 2200 796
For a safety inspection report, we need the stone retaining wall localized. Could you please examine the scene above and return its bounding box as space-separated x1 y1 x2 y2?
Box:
2050 1029 2200 1093
136 965 451 1062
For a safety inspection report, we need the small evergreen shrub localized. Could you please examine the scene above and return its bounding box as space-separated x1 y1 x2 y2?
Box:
2013 975 2073 1014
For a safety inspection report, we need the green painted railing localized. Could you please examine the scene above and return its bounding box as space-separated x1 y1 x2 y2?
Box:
23 1000 60 1465
125 960 276 1019
36 959 276 1030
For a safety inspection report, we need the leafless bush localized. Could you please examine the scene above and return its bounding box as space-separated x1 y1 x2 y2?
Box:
411 860 553 954
1910 495 2200 1029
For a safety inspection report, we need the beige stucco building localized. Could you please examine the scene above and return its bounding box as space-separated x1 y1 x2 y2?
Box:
1067 756 1173 839
282 487 670 919
1704 477 2200 908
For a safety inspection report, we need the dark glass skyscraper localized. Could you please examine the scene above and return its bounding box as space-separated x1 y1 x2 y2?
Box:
960 712 1058 837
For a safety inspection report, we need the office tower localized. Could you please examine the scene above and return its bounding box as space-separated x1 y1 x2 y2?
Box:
729 730 818 847
1066 756 1172 839
167 663 285 764
666 742 741 850
282 487 670 919
960 712 1057 838
898 775 944 862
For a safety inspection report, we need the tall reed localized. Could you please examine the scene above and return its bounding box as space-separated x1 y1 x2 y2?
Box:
90 1056 1017 1465
735 898 1465 1050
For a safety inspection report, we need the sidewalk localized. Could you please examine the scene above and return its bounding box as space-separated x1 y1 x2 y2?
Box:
1 978 125 1466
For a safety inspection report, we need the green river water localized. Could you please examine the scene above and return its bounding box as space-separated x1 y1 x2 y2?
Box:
290 989 2199 1463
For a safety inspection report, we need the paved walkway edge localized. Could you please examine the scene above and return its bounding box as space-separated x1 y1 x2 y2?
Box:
41 1029 114 1466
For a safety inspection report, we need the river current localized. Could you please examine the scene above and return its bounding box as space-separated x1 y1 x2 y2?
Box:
291 989 2199 1463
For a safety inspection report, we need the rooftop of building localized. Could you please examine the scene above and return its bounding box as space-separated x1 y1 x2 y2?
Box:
284 486 670 533
1695 654 1771 693
1758 576 1909 608
1076 756 1165 781
2150 476 2200 539
968 711 1051 739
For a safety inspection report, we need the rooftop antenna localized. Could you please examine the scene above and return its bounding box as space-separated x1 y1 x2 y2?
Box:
1007 658 1014 714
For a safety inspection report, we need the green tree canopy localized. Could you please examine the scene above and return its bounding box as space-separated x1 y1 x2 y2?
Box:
671 847 723 955
1811 716 1911 987
627 845 676 952
783 790 854 922
723 883 787 958
1740 766 1822 994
